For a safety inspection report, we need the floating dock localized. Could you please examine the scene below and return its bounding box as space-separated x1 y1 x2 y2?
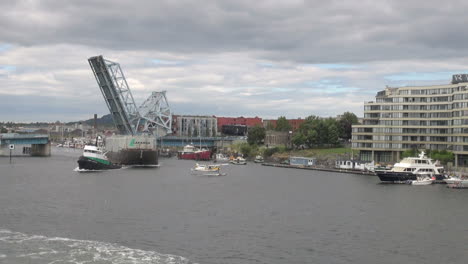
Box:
261 163 376 176
261 163 448 184
446 183 468 189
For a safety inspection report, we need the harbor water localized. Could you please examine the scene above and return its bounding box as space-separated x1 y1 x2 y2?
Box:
1 147 467 263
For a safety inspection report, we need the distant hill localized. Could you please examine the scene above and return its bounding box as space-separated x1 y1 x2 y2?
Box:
67 114 114 127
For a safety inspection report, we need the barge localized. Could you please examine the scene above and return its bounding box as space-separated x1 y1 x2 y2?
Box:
105 135 158 166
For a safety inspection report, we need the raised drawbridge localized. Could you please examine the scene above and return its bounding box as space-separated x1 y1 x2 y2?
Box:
88 55 172 137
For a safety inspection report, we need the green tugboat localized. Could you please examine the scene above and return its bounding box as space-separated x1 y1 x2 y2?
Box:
77 145 121 171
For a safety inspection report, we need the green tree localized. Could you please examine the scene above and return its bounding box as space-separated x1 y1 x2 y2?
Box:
0 127 7 133
275 116 292 132
240 143 253 157
305 129 318 148
247 125 266 145
339 112 359 141
401 149 418 158
265 121 275 131
430 150 454 164
292 133 306 148
327 124 340 146
315 121 328 146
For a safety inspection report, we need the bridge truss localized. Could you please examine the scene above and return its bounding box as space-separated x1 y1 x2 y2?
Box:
88 55 172 136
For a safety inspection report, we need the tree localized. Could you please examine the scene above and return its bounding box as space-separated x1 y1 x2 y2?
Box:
315 121 328 146
265 121 275 131
292 133 306 148
305 129 318 148
240 143 253 157
247 125 266 145
275 116 292 132
401 149 418 158
327 124 340 146
339 112 359 141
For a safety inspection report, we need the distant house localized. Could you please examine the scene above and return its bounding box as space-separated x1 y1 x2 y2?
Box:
335 160 375 171
290 157 316 167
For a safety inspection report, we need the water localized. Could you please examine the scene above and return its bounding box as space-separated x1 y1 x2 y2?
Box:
1 148 468 264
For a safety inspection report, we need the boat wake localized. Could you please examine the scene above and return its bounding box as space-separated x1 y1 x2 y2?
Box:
0 229 195 264
73 167 106 172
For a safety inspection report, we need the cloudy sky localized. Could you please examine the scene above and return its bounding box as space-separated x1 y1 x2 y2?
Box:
2 0 468 122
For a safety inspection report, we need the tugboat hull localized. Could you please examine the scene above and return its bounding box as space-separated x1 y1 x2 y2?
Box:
77 156 121 170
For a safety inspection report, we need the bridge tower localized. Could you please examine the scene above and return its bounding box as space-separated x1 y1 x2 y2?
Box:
88 55 139 135
138 91 172 137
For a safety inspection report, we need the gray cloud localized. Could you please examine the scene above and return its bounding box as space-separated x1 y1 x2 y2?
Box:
2 0 468 122
2 0 468 63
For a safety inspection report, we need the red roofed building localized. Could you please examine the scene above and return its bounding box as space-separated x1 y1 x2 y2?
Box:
263 118 305 131
216 116 263 131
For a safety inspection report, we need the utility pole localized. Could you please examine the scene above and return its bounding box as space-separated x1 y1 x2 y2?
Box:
9 144 14 163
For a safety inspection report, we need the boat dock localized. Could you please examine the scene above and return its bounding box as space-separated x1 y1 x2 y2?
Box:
261 163 376 176
261 163 448 184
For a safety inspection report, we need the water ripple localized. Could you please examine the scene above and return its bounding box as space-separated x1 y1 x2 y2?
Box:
0 229 195 264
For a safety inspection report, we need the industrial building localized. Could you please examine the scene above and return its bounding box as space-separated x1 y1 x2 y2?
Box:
352 74 468 166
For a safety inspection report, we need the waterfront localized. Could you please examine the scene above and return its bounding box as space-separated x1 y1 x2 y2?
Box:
1 148 468 263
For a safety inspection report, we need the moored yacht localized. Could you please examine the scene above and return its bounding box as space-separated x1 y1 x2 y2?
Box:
376 151 445 183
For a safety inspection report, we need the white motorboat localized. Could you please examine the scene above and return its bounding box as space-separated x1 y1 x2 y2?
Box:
254 155 264 163
192 163 221 172
230 157 247 165
215 153 230 162
443 175 462 184
410 176 434 185
191 163 226 176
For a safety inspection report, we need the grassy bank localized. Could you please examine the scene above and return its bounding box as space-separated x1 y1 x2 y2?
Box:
271 147 353 160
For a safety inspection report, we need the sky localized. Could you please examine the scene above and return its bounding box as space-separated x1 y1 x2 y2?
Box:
2 0 468 122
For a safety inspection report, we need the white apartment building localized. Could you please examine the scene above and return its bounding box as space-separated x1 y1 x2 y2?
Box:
352 74 468 167
175 115 217 137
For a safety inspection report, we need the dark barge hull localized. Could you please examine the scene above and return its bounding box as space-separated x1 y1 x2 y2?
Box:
107 149 158 166
77 156 121 170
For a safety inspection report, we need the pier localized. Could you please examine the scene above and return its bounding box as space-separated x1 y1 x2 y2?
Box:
261 162 377 175
261 163 450 184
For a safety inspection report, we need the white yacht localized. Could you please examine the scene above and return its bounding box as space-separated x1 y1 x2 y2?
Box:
376 151 445 183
